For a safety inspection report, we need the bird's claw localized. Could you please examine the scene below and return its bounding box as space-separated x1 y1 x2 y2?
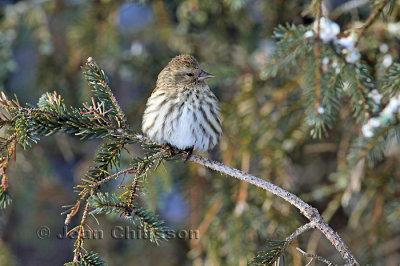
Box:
184 147 194 163
164 144 193 162
165 144 179 157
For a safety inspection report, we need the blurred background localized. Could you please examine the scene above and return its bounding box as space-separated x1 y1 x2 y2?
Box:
1 0 400 265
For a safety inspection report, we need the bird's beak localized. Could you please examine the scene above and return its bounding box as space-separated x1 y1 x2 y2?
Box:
198 70 215 81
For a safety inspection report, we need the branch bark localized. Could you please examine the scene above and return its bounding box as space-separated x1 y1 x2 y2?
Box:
355 0 391 47
188 154 359 266
297 247 338 265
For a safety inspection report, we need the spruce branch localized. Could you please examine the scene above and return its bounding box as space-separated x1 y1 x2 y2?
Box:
64 140 130 225
326 43 376 120
0 186 12 209
127 175 141 207
18 107 58 118
65 251 106 266
0 133 17 209
251 223 312 265
84 57 128 128
354 74 372 119
88 192 129 216
132 207 170 244
73 202 91 264
381 62 400 98
89 166 136 189
2 91 121 141
262 24 310 78
263 21 377 137
79 251 106 266
64 200 83 225
88 192 170 244
0 133 17 154
85 149 166 190
81 97 115 128
188 154 359 265
348 118 400 166
250 239 287 265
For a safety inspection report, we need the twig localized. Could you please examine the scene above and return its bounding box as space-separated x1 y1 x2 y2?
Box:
0 133 17 153
0 118 14 126
296 247 338 265
355 73 372 119
90 150 166 188
73 202 91 264
127 175 140 207
82 97 115 128
90 166 137 188
355 0 391 47
19 107 58 118
314 0 322 114
284 223 312 248
188 154 359 265
331 0 370 20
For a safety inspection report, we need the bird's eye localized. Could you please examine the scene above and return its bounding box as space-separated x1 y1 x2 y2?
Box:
186 73 194 77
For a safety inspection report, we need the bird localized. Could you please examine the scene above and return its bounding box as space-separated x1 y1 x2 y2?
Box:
142 55 222 159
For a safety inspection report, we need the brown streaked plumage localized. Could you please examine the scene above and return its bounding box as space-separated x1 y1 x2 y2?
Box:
142 55 222 154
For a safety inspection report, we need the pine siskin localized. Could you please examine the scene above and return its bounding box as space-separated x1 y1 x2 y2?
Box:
142 55 222 156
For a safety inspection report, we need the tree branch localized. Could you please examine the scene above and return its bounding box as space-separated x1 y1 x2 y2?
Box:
355 0 391 47
284 223 312 246
314 0 322 114
89 150 166 188
188 154 359 265
297 247 338 265
73 202 91 264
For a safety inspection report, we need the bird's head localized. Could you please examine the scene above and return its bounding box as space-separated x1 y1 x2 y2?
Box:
158 55 215 88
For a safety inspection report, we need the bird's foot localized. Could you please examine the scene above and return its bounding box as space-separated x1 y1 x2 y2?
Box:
165 144 179 157
184 147 194 163
164 144 193 162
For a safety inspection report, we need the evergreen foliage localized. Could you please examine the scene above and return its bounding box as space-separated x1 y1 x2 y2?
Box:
381 63 400 98
250 239 287 265
263 23 381 138
1 0 400 265
88 192 125 216
64 252 106 266
80 252 106 266
88 192 170 244
0 58 175 264
0 186 12 209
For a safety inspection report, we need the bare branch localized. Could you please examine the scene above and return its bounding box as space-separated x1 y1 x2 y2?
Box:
355 0 391 47
285 223 312 246
297 247 338 265
188 154 359 265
